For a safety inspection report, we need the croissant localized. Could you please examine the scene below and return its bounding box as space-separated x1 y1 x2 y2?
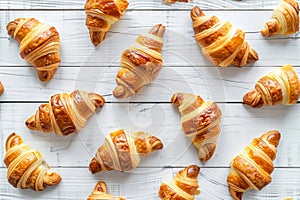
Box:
113 24 165 98
190 6 258 67
25 90 105 136
85 0 129 46
227 130 281 200
4 133 61 191
159 165 200 200
89 129 163 173
0 81 4 95
243 65 300 108
7 18 60 81
261 0 299 36
171 92 222 162
87 181 125 200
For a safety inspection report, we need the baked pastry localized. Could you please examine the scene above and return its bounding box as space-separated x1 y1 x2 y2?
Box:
89 129 163 173
171 92 222 162
113 24 165 98
85 0 129 46
227 130 281 200
261 0 299 36
0 81 4 95
190 6 258 67
4 133 61 191
243 65 300 108
26 90 105 136
7 18 60 81
159 165 200 200
87 181 125 200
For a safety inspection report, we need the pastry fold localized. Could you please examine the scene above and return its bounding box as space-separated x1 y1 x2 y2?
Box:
190 6 258 67
7 18 60 81
4 133 61 191
227 130 281 200
87 181 125 200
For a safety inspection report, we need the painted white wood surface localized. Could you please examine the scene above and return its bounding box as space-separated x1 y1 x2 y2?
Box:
1 1 300 200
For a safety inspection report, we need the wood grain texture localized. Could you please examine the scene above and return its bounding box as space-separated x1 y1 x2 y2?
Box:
0 0 280 10
0 168 299 200
1 11 300 67
1 103 299 168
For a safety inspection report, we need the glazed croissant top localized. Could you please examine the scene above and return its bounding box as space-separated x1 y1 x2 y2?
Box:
171 92 222 162
0 81 4 95
190 6 258 67
261 0 299 36
159 165 200 200
26 90 105 136
113 24 165 99
7 18 60 82
89 129 163 173
87 181 125 200
85 0 129 46
4 133 61 191
227 130 281 200
243 65 300 108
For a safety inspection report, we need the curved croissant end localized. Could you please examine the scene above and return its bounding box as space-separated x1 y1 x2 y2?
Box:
227 130 281 200
113 24 165 99
190 6 258 67
87 181 126 200
4 133 61 191
159 165 200 200
85 0 129 46
7 18 60 82
171 92 222 162
89 129 163 174
243 65 300 107
0 81 4 95
261 0 299 36
25 90 105 136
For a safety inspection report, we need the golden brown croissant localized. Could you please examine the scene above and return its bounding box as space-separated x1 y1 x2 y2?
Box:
261 0 299 36
243 65 300 108
227 130 281 200
190 6 258 67
87 181 126 200
89 129 163 173
0 81 4 95
4 133 61 191
85 0 129 46
113 24 165 98
171 92 222 162
159 165 200 200
26 90 105 136
7 18 60 81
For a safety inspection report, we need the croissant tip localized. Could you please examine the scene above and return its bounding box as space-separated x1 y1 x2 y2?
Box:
89 31 107 46
88 93 105 108
113 85 129 99
243 90 263 108
191 6 205 18
25 116 38 130
186 165 200 178
148 24 166 37
93 181 107 193
89 157 103 174
44 171 62 186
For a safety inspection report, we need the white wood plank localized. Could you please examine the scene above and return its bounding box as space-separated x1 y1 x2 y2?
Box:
0 167 299 199
0 66 299 102
1 103 300 168
1 11 299 67
0 0 280 10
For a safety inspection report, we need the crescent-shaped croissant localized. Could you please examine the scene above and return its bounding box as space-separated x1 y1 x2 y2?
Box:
261 0 299 36
89 129 163 174
113 24 165 98
0 81 4 95
85 0 129 46
159 165 200 200
190 6 258 67
243 65 300 108
171 92 222 162
87 181 125 200
7 18 60 82
25 90 105 136
227 130 281 200
4 133 61 191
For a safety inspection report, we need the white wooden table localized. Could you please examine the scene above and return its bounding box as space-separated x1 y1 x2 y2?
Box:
1 0 300 199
